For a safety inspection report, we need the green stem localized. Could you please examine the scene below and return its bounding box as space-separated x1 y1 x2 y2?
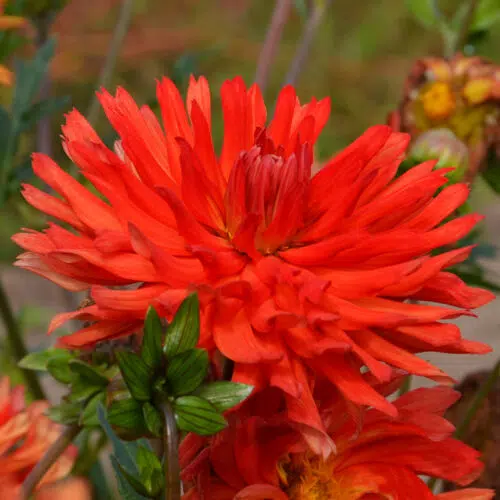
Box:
450 0 481 56
85 0 134 127
283 0 333 86
254 0 293 92
397 375 412 396
0 279 45 400
20 424 81 499
428 360 500 492
162 400 180 500
455 360 500 440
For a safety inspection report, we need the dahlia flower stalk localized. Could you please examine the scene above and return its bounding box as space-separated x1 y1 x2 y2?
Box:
0 377 81 497
13 76 494 453
180 385 494 500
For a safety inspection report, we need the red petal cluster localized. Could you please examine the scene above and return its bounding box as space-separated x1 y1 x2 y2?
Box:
180 385 493 500
0 378 77 496
13 76 494 450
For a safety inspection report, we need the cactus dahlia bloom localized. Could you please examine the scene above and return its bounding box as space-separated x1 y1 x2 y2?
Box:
180 386 494 500
388 54 500 181
0 378 77 496
13 76 494 453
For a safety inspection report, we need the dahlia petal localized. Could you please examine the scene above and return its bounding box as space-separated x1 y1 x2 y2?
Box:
403 183 470 231
86 175 186 254
32 154 122 233
214 308 283 363
285 326 350 358
340 436 484 485
12 231 56 254
14 253 89 291
220 77 266 179
178 138 225 231
21 185 85 232
315 353 398 417
394 386 460 416
189 246 247 279
91 284 169 312
351 330 453 383
338 463 434 500
441 338 492 354
98 88 175 187
381 247 472 297
234 485 288 500
268 86 296 149
51 248 157 282
57 320 140 348
234 417 299 485
189 99 226 197
156 186 230 250
93 230 133 254
157 77 193 145
395 323 461 347
62 109 103 144
412 271 496 308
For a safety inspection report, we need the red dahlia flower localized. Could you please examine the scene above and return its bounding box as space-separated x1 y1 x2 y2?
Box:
180 386 493 500
13 77 494 453
0 378 77 497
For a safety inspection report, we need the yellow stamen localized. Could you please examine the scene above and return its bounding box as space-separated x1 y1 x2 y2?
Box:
420 82 455 120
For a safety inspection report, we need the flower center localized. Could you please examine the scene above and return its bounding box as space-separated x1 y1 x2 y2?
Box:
278 455 345 500
420 82 455 120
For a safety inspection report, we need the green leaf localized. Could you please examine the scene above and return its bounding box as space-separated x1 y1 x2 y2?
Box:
47 356 75 384
116 351 152 401
69 359 109 387
406 0 438 28
141 306 164 370
166 348 208 396
293 0 309 17
47 401 81 425
108 398 149 437
68 379 101 403
164 293 200 358
472 0 500 30
98 404 139 472
111 457 150 500
137 446 163 496
81 392 106 427
12 38 56 119
195 382 253 412
19 95 71 132
482 153 500 193
0 107 11 158
174 395 227 436
142 402 163 437
19 348 72 371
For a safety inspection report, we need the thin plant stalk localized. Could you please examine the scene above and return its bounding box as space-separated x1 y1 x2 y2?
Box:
451 0 481 56
283 0 333 86
162 400 180 500
428 360 500 492
0 279 45 400
254 0 292 92
20 424 81 499
85 0 134 127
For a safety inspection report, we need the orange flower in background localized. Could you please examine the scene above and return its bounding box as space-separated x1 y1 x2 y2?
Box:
0 0 26 86
13 76 495 454
389 54 500 181
180 386 494 500
0 378 77 497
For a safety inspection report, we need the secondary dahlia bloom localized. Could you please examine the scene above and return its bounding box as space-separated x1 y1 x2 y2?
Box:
0 378 77 497
0 0 26 86
13 76 494 452
388 54 500 181
180 386 494 500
